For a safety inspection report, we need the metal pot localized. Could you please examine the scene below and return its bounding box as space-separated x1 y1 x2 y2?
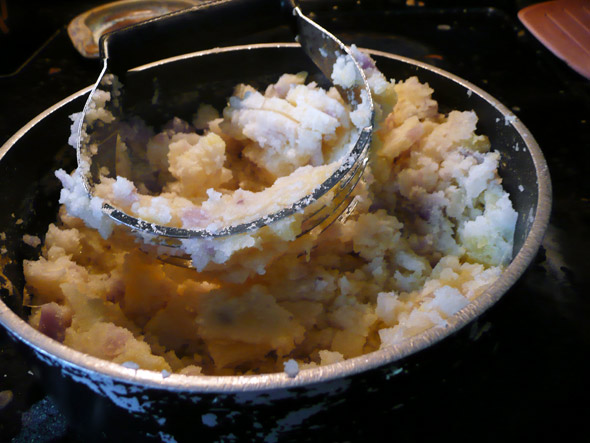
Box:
0 44 551 441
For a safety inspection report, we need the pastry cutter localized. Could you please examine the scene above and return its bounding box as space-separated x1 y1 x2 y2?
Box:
76 0 375 246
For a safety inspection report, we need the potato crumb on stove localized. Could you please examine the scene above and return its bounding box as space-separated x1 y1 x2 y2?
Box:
22 235 41 248
0 390 13 409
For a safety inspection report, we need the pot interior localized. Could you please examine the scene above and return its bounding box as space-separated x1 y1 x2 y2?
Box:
0 44 549 386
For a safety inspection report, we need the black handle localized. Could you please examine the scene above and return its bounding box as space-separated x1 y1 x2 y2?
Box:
100 0 298 74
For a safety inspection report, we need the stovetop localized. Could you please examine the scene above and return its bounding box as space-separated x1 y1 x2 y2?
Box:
1 1 589 441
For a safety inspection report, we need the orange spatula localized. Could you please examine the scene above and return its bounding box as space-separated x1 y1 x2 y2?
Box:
518 0 590 79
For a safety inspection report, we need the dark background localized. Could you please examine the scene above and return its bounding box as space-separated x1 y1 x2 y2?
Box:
1 0 589 441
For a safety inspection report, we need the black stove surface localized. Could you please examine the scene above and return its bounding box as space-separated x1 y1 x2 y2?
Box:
1 1 589 442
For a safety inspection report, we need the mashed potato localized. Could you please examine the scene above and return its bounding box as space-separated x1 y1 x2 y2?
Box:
23 49 517 375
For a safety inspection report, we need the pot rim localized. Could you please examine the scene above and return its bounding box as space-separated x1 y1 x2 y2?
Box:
0 42 552 393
